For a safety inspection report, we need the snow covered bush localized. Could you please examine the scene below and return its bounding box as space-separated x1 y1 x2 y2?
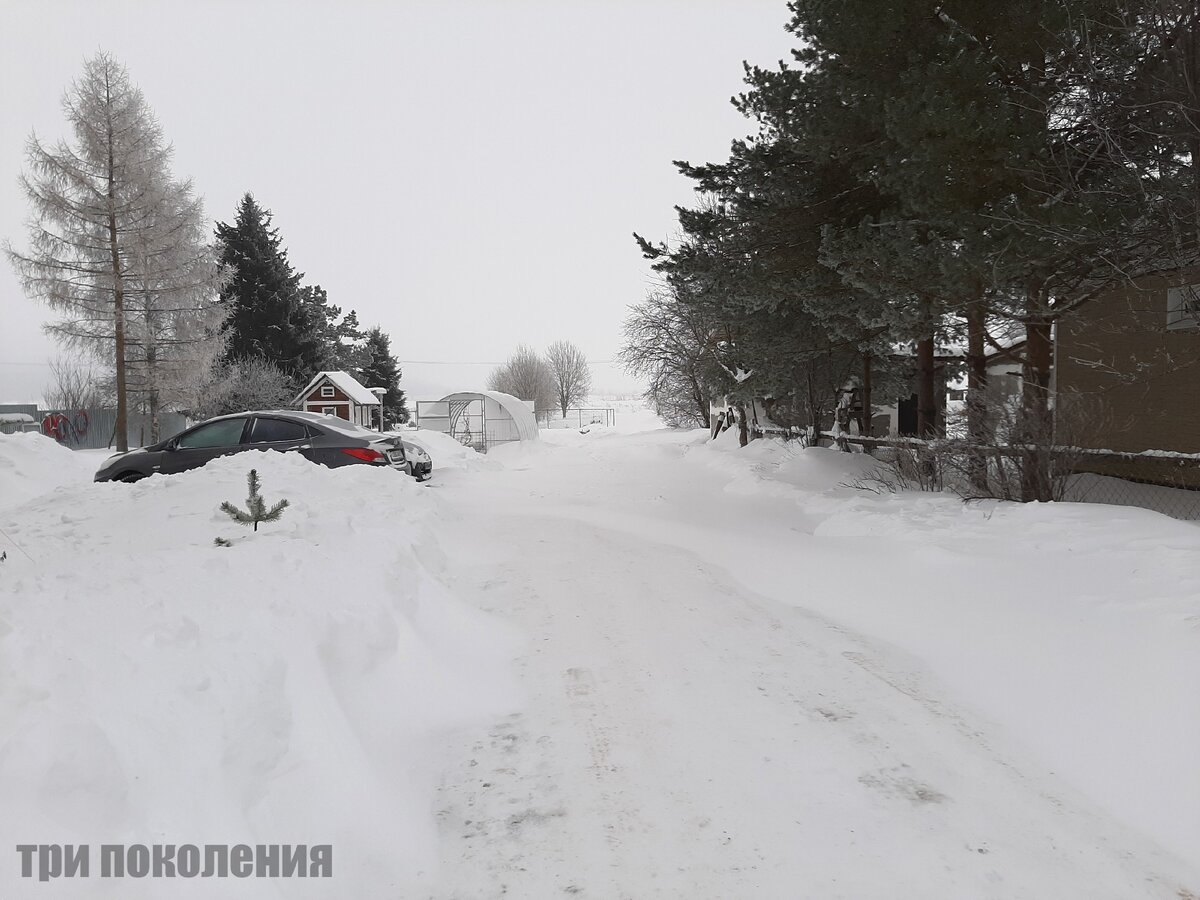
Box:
191 357 295 420
852 397 1112 503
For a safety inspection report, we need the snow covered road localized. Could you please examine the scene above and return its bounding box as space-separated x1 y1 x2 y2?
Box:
1 420 1196 899
427 420 1200 899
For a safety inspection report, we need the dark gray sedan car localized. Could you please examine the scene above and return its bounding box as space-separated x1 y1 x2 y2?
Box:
93 410 408 483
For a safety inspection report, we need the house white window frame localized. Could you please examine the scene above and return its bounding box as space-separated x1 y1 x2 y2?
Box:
1167 283 1200 330
320 384 335 398
322 406 337 416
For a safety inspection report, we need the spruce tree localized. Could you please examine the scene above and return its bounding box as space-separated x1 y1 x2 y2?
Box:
358 327 407 427
215 194 325 379
219 469 289 533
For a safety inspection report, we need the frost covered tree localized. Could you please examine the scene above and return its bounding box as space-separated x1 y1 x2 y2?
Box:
192 357 294 420
488 345 555 418
122 185 227 440
6 52 225 451
545 340 593 416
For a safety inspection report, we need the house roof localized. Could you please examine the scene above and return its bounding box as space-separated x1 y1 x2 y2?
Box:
294 371 381 407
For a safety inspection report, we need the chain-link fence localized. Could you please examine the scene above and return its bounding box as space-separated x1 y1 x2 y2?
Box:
540 408 616 429
1059 451 1200 520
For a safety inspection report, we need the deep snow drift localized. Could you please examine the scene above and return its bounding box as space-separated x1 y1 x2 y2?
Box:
1 421 1197 898
0 440 520 897
0 431 98 511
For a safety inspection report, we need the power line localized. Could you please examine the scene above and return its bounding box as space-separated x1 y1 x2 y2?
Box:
399 359 617 366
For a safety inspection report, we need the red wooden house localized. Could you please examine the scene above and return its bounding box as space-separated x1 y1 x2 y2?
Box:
294 371 381 429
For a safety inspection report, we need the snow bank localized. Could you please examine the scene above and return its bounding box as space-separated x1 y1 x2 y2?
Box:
484 437 559 466
0 432 97 513
699 435 1200 869
699 430 885 500
397 428 491 473
0 451 522 897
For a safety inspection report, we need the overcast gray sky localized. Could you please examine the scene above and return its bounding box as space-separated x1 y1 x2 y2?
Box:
0 0 795 403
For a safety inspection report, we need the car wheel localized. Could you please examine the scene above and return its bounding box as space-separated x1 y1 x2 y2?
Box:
117 471 147 484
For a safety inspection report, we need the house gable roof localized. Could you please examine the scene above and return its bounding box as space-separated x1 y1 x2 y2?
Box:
294 371 381 407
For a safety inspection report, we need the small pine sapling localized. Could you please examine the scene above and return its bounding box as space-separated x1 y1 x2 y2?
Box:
220 469 289 533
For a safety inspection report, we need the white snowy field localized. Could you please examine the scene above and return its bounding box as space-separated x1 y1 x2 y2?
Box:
0 414 1198 898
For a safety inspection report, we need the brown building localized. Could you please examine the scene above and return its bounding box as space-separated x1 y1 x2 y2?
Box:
1056 271 1200 453
294 371 382 429
1055 271 1200 486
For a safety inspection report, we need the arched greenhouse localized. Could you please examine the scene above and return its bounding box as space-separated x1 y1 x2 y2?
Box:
414 390 540 453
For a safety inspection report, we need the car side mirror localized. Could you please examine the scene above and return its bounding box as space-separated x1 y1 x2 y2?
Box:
165 439 179 451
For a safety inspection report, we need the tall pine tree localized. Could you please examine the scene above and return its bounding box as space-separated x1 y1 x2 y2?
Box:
215 194 325 379
635 0 1197 492
300 283 367 371
358 327 407 427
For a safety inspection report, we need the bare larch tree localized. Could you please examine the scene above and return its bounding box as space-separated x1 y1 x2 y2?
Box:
6 52 225 450
122 183 226 441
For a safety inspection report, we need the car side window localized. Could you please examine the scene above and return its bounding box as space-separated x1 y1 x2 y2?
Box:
176 418 247 449
248 418 308 444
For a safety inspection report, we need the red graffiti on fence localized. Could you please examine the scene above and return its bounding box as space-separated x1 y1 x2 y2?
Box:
42 410 90 446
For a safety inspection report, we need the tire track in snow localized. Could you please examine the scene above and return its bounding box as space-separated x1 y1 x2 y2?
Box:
425 442 1198 899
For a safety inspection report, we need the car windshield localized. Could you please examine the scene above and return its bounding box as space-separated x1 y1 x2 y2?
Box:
177 418 247 449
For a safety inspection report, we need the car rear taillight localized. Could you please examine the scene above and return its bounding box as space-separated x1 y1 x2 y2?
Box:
342 447 385 463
